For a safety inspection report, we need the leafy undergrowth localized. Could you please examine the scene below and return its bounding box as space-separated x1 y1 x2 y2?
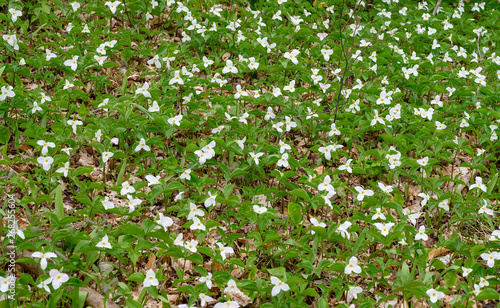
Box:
1 0 500 307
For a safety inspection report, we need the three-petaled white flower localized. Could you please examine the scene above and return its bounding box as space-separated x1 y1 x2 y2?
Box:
470 176 487 192
344 257 362 274
354 186 374 201
270 276 289 296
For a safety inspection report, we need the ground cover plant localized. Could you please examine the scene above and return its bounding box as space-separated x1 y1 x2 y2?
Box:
1 0 500 307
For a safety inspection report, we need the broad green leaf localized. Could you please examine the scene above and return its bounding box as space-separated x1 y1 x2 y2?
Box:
288 202 303 224
475 288 500 300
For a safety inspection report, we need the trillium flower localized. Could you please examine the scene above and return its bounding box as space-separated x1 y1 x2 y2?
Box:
248 57 259 70
70 2 80 12
374 222 395 236
418 193 430 206
222 60 238 74
224 279 241 294
283 80 296 92
82 24 90 33
370 110 385 126
136 82 151 98
125 194 142 212
101 197 115 210
184 239 198 253
417 157 429 166
310 218 326 234
250 152 264 165
120 181 135 195
2 34 18 50
461 267 472 277
348 286 363 299
470 177 487 192
147 55 161 68
143 269 159 287
481 252 500 268
283 49 300 64
284 116 297 131
217 243 234 261
7 220 24 239
135 138 150 152
102 151 114 163
337 221 352 239
408 212 421 225
179 168 191 180
32 252 57 270
156 213 173 231
437 199 449 211
236 137 246 149
94 55 107 65
199 293 214 306
214 301 240 308
426 288 445 303
49 269 69 290
37 156 54 171
338 159 353 173
190 217 206 231
199 272 213 289
318 175 334 192
188 202 204 220
169 71 184 85
173 233 184 246
202 56 214 67
37 140 56 155
378 182 393 194
277 153 289 168
479 200 494 216
479 277 489 288
328 123 340 136
56 162 70 177
46 49 57 61
212 125 224 134
253 205 267 214
64 56 79 71
9 8 22 22
168 114 183 126
37 278 52 293
67 119 83 134
415 226 428 241
234 85 248 99
354 186 374 201
270 276 290 296
372 208 386 220
96 235 112 249
345 257 362 274
146 101 160 113
321 48 333 61
145 174 161 186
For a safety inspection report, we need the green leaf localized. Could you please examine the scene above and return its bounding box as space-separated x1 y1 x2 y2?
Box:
400 262 411 284
117 159 127 186
288 202 303 224
290 188 310 201
74 166 94 176
127 272 145 282
267 267 286 277
475 288 500 300
0 125 11 144
55 184 64 220
487 173 498 195
164 181 185 192
443 271 457 288
131 102 153 119
301 288 319 297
